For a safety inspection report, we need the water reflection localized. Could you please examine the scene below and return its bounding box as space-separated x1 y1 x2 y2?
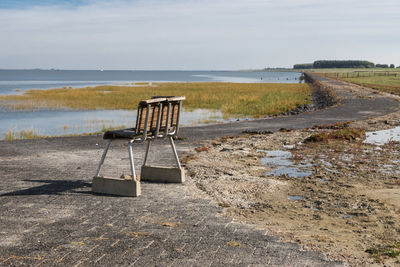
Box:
260 149 313 178
0 108 237 138
288 196 306 201
364 126 400 145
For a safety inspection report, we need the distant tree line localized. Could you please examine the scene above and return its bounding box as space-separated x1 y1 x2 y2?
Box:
294 60 375 69
313 60 375 68
375 64 396 68
293 60 399 69
293 63 313 69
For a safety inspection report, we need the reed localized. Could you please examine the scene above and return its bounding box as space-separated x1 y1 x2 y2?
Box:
4 129 43 141
2 124 130 140
0 82 311 118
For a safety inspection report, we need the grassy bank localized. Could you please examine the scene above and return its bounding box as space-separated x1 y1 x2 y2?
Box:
0 82 311 118
309 68 400 95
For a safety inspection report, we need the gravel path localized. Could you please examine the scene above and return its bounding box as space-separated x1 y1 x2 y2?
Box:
0 74 398 266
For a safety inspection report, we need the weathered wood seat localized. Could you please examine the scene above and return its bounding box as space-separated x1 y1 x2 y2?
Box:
102 96 184 140
92 96 185 197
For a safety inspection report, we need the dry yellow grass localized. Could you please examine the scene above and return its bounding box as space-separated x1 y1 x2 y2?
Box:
0 82 310 118
4 129 43 141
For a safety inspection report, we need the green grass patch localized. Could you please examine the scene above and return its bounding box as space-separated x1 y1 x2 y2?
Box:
0 82 311 118
134 82 150 85
366 242 400 263
312 69 400 95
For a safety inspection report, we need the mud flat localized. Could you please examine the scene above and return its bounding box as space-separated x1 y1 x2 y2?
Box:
185 110 400 266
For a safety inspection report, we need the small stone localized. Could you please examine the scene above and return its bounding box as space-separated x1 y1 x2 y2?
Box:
384 120 398 126
120 174 132 180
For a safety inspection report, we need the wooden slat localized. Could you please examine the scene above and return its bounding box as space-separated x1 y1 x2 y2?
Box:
139 98 167 104
104 96 184 140
131 96 186 137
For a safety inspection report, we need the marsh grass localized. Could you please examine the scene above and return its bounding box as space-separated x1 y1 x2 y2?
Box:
2 123 130 140
4 129 44 141
0 82 310 118
304 128 365 143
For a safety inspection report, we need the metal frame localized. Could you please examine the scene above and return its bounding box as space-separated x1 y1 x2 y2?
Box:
94 96 185 181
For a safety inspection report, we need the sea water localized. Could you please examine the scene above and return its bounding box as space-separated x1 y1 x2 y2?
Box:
0 70 302 138
0 70 302 95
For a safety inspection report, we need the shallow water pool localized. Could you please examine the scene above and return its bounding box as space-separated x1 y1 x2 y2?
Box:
260 149 313 178
364 126 400 145
0 108 237 138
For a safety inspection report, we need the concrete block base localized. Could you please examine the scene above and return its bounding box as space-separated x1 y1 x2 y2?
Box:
141 166 185 183
92 176 141 197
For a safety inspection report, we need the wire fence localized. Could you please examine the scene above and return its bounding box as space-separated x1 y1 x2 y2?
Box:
332 71 399 78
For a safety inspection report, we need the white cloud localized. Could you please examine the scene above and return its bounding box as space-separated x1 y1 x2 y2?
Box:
0 0 399 69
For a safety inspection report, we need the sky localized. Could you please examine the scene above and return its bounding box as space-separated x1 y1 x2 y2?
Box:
0 0 399 70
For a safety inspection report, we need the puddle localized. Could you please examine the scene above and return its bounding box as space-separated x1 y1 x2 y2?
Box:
318 178 328 183
364 126 400 145
266 150 292 157
379 164 400 175
288 196 306 201
282 144 295 149
261 150 313 178
261 157 292 166
340 154 354 162
311 201 322 211
319 159 333 167
267 167 313 178
342 214 353 219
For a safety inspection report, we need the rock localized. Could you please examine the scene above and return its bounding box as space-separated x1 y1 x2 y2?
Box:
120 174 132 180
384 120 398 126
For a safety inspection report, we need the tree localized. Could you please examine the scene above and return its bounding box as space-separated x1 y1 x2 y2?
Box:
312 60 374 68
293 63 313 69
376 64 389 68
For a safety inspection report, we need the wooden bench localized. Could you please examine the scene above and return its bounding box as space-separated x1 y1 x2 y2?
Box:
92 96 185 197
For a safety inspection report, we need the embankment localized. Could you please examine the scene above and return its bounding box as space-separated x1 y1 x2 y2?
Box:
303 72 340 110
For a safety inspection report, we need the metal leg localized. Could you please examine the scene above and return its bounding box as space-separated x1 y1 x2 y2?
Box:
168 136 181 169
94 139 112 177
143 140 152 167
128 140 137 181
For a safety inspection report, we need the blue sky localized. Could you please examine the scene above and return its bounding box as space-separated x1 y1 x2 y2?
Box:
0 0 399 70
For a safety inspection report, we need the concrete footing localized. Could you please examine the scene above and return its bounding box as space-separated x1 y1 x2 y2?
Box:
141 166 185 183
92 176 141 197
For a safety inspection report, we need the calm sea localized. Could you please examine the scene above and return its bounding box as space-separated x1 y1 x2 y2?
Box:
0 70 302 138
0 70 301 95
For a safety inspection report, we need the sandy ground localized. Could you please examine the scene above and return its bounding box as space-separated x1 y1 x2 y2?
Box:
184 108 400 266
